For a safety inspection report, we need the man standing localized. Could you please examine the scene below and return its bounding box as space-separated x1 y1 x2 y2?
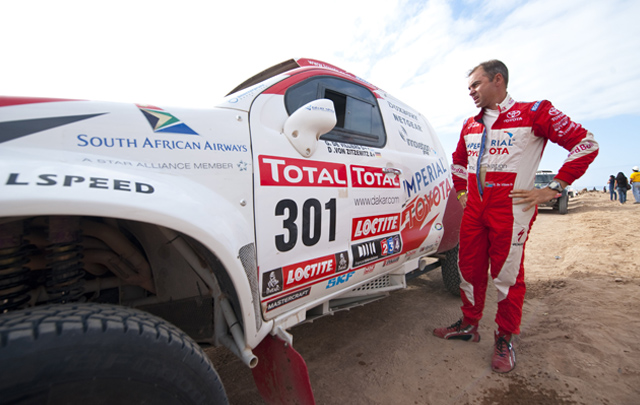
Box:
433 60 598 373
630 166 640 204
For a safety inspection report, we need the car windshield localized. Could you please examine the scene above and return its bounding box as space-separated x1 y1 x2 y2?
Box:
535 173 555 184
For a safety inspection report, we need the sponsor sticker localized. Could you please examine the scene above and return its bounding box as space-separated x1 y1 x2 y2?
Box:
351 165 400 188
351 213 401 241
266 288 311 312
259 155 347 187
351 235 402 267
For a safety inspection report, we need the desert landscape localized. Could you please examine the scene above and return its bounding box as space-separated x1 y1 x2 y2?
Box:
207 191 640 405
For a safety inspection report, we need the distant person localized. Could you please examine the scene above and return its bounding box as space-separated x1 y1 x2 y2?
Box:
434 59 598 374
608 175 617 201
630 166 640 204
615 172 629 204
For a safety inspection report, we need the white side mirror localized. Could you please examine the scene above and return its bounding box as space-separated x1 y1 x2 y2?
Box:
283 99 336 157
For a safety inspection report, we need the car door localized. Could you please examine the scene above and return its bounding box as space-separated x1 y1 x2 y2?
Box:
249 72 406 320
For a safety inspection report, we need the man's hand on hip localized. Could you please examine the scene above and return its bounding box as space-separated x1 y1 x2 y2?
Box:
510 187 561 212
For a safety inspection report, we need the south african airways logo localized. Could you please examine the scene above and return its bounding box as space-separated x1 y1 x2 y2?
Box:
137 104 198 135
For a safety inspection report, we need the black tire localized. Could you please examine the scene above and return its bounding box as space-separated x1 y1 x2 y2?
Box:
0 303 228 405
441 245 461 296
558 194 569 215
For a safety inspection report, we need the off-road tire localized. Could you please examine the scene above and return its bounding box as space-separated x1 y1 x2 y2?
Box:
441 245 461 296
0 303 228 405
558 194 569 215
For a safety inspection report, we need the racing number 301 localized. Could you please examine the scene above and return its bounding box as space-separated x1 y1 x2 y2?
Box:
275 198 336 252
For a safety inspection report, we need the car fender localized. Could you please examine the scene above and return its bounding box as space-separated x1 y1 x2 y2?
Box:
0 161 272 347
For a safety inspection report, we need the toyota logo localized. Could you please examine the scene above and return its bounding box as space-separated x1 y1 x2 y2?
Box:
507 110 521 119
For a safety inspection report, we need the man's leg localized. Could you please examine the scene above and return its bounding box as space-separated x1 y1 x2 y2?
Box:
458 210 490 327
485 201 535 373
433 203 488 341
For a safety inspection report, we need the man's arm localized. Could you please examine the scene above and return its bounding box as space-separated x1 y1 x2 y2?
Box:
451 119 471 204
511 101 598 211
533 101 599 185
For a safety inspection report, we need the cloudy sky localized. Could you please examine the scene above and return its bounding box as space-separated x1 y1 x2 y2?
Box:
3 0 638 189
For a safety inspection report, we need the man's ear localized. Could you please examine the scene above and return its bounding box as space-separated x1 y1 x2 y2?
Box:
493 73 505 88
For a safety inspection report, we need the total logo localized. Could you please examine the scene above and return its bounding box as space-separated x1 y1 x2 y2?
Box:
351 165 400 188
259 155 347 187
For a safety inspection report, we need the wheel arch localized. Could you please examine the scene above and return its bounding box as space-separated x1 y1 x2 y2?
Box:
0 182 268 347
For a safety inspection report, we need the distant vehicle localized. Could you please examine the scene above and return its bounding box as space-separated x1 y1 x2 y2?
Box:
565 185 576 198
534 170 569 214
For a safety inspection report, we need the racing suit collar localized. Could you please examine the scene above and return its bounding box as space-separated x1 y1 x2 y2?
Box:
497 93 515 113
473 93 515 123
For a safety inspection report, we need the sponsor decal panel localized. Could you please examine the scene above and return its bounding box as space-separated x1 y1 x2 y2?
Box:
351 165 400 188
261 251 349 299
352 235 402 268
261 251 349 310
351 213 400 241
324 141 378 157
266 288 311 312
353 194 401 207
403 157 448 198
283 254 336 290
80 158 244 171
400 177 452 252
76 134 248 152
259 155 347 187
388 101 423 132
362 264 376 274
262 268 284 297
5 173 154 194
137 104 198 135
326 271 355 289
398 126 430 154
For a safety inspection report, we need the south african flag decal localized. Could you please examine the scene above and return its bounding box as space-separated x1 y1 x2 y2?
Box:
137 104 198 135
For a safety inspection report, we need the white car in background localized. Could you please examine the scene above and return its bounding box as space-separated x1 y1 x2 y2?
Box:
535 170 570 214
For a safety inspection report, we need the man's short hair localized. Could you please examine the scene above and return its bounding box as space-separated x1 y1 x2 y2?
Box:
469 60 509 87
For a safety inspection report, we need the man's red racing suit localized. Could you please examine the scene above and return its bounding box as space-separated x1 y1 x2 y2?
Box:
451 94 598 335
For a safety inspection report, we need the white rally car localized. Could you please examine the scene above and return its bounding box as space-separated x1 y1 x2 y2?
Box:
0 58 462 404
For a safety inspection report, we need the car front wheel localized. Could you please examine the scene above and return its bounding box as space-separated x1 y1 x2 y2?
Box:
0 303 229 405
441 244 461 296
558 194 569 214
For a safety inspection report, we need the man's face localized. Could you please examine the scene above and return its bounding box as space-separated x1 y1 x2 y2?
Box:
467 67 500 110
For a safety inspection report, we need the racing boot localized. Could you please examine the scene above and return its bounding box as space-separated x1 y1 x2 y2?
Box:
433 318 480 342
491 332 516 373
